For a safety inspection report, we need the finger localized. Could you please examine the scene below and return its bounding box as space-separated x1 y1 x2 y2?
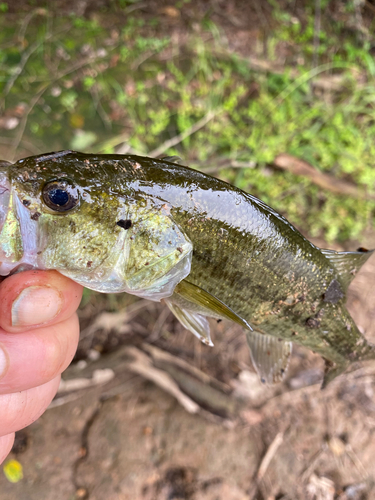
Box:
0 376 60 438
0 313 79 394
0 433 15 465
0 270 83 333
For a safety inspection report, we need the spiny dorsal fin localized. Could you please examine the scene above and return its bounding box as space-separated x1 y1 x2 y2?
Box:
246 330 292 384
165 299 213 346
321 248 374 291
160 155 186 165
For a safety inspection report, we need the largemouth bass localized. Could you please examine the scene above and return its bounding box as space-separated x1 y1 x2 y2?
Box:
0 150 374 386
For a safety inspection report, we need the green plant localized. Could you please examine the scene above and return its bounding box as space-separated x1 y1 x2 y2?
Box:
1 4 375 244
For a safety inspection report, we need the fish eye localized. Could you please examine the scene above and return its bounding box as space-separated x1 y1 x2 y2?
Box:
42 180 79 212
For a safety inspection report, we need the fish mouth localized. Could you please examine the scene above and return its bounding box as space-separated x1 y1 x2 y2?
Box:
0 171 41 276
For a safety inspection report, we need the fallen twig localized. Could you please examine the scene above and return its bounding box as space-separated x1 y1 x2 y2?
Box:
148 110 217 158
124 346 200 414
2 40 43 103
9 84 49 161
51 342 241 419
8 52 112 160
203 159 256 174
273 153 372 198
248 431 285 499
257 432 284 482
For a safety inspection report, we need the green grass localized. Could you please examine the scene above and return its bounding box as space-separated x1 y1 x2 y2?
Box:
1 2 375 244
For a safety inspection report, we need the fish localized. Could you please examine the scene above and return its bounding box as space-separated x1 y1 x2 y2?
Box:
0 149 374 387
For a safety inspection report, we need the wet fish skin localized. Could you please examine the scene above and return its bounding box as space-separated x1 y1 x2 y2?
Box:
1 150 374 385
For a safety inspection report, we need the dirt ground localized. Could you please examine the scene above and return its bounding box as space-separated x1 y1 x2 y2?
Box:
2 1 375 499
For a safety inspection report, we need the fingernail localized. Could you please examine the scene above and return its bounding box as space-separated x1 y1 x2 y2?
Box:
11 286 63 327
0 343 9 380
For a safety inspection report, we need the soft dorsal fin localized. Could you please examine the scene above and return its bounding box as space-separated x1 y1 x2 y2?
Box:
246 330 292 384
321 248 374 291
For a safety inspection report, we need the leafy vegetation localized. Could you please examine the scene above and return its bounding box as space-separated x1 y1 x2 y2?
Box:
1 1 375 243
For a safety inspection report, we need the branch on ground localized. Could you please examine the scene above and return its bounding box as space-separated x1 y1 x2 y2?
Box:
273 153 373 199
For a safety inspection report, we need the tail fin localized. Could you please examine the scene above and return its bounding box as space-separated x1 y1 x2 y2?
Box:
321 248 374 291
322 359 350 389
322 330 375 389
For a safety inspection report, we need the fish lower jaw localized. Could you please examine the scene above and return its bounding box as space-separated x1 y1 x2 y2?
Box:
0 255 43 276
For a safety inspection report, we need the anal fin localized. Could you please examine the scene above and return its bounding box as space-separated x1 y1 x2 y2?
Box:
165 299 213 346
246 330 292 384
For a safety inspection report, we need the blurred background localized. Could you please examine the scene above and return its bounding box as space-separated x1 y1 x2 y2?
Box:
2 1 375 499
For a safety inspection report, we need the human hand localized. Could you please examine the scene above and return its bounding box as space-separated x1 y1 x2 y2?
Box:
0 270 83 464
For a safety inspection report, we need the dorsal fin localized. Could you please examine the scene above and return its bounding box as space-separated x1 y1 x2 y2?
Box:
321 248 374 290
160 156 186 165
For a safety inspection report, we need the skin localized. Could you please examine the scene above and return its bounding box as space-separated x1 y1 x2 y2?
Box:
0 270 82 465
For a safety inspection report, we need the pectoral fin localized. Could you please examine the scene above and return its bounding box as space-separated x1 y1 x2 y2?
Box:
166 280 253 347
246 330 292 384
165 299 213 346
174 280 253 331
